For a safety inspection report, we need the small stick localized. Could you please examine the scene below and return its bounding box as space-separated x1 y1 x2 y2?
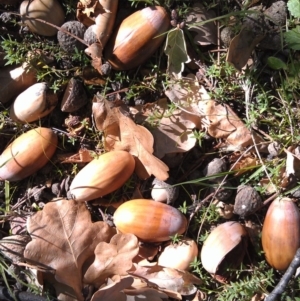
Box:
266 248 300 301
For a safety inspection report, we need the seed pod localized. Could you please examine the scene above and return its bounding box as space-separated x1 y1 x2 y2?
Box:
0 128 57 181
69 151 135 202
200 221 248 281
104 6 170 70
10 82 57 123
61 78 88 113
57 21 86 53
262 197 300 271
158 237 198 270
20 0 65 36
234 185 262 217
114 199 187 242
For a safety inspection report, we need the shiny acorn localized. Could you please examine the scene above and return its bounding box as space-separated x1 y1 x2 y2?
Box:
201 221 248 281
262 197 300 271
10 82 57 123
104 6 170 70
69 151 135 202
158 237 198 270
20 0 65 36
0 127 57 181
113 199 187 242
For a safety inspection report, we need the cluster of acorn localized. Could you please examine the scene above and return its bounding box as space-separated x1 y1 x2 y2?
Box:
1 0 300 283
1 127 300 279
19 0 170 71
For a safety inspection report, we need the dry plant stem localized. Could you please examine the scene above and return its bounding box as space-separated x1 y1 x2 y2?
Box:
0 286 56 301
243 82 278 193
266 248 300 301
2 11 89 47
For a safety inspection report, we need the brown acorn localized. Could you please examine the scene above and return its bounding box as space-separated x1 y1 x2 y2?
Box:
262 197 300 271
69 151 135 202
200 221 248 281
0 127 57 181
104 6 170 70
113 199 187 242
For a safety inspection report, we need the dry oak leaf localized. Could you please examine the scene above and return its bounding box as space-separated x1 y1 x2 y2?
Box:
226 26 265 71
91 276 134 301
185 3 218 46
198 100 264 149
24 199 116 301
92 97 169 180
0 235 31 264
131 98 197 158
83 233 139 287
129 264 202 300
92 275 169 301
165 75 210 122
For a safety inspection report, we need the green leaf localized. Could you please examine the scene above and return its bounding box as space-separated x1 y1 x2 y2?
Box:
164 27 191 78
284 26 300 50
267 56 287 70
287 0 300 18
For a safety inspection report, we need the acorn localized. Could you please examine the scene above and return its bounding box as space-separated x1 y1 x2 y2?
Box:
20 0 65 36
158 237 198 270
262 197 300 271
151 177 179 204
9 82 57 123
0 64 37 105
0 128 57 181
104 6 170 70
69 151 135 202
113 199 187 242
200 221 248 281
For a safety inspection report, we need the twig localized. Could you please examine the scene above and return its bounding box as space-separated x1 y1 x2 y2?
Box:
0 286 57 301
266 248 300 301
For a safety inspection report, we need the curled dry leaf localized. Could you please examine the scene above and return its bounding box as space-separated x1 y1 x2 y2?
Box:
83 233 139 286
198 100 264 149
185 3 218 46
92 96 169 180
58 148 95 163
24 199 116 301
226 26 265 71
229 152 258 176
165 74 210 121
0 235 31 263
91 276 134 301
129 264 202 299
131 98 198 158
91 275 169 301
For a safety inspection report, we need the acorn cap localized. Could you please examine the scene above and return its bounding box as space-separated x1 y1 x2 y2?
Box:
57 21 86 53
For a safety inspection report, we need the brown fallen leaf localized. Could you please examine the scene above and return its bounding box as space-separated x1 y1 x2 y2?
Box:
77 0 99 27
58 149 95 163
131 98 197 158
229 152 259 176
198 100 264 149
129 264 202 299
24 199 116 301
0 235 31 264
226 26 265 71
165 74 210 122
185 3 217 46
91 275 169 301
83 233 139 287
91 276 134 301
92 96 169 180
84 43 104 74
